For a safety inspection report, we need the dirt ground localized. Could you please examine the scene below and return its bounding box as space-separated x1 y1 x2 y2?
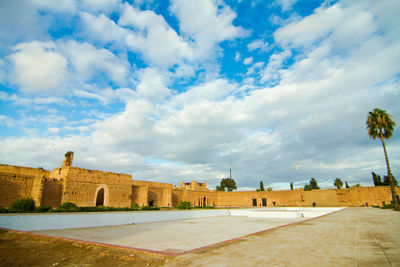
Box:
0 229 169 266
1 208 399 266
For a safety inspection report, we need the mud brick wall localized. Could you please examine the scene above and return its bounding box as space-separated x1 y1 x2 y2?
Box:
41 179 63 207
0 164 49 178
60 167 133 207
0 172 36 207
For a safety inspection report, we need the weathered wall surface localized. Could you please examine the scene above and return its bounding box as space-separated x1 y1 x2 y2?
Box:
0 164 49 178
60 167 133 207
41 179 63 207
0 164 51 207
0 172 36 207
1 161 399 209
211 187 399 207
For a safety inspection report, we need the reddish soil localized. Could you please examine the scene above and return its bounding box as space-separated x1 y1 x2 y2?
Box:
0 229 168 266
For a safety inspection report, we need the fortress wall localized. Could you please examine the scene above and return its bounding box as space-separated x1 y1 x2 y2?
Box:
171 188 184 207
41 179 63 207
336 186 395 207
63 167 133 185
61 179 132 207
215 191 258 207
214 187 399 207
107 184 132 207
301 189 340 206
0 172 36 207
132 180 172 188
262 190 303 206
186 190 216 206
49 167 70 180
132 185 148 207
0 164 49 178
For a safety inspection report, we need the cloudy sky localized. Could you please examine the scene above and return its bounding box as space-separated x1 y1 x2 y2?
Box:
0 0 399 190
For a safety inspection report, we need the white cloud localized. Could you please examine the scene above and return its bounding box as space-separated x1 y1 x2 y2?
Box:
119 3 193 68
59 40 129 86
1 0 399 189
261 49 292 83
275 0 298 12
80 12 128 45
136 68 171 102
234 52 241 62
9 41 68 94
32 0 77 14
73 87 136 105
170 0 248 57
47 127 60 134
0 1 43 54
247 39 270 52
80 0 122 13
243 57 253 65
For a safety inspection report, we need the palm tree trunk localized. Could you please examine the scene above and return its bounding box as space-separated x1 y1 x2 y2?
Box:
380 131 398 208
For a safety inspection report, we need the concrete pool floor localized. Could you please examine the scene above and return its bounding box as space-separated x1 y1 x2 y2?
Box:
33 215 310 255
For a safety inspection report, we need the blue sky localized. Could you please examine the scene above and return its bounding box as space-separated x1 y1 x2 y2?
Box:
0 0 399 190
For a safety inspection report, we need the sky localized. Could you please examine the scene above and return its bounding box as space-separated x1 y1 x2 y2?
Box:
0 0 399 191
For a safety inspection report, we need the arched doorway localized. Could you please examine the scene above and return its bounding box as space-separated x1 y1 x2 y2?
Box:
148 190 158 207
96 188 104 206
94 185 109 207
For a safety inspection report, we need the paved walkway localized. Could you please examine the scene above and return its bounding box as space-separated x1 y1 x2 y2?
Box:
168 208 400 266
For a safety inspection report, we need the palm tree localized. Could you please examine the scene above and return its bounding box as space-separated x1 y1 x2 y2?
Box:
334 178 343 189
366 108 398 208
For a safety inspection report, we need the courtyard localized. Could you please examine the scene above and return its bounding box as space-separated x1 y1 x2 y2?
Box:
1 207 399 266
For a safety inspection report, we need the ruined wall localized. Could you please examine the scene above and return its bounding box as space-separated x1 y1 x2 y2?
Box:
41 179 63 207
0 172 36 207
213 186 399 207
171 188 184 207
132 180 172 207
59 167 133 207
0 164 51 207
0 164 49 178
336 186 395 207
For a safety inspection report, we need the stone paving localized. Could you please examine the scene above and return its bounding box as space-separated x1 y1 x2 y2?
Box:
169 207 400 266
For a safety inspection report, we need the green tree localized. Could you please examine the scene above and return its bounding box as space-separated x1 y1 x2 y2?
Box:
259 181 265 191
334 178 343 189
216 178 237 192
304 178 320 191
383 175 398 186
366 108 398 208
345 181 350 188
290 182 294 190
372 172 382 186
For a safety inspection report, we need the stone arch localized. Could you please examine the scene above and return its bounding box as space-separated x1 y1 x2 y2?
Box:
94 184 109 206
148 190 158 207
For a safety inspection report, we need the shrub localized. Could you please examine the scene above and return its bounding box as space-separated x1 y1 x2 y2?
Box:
131 203 140 210
59 202 78 209
141 206 160 210
178 201 192 210
35 206 52 212
193 206 215 209
9 198 35 212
